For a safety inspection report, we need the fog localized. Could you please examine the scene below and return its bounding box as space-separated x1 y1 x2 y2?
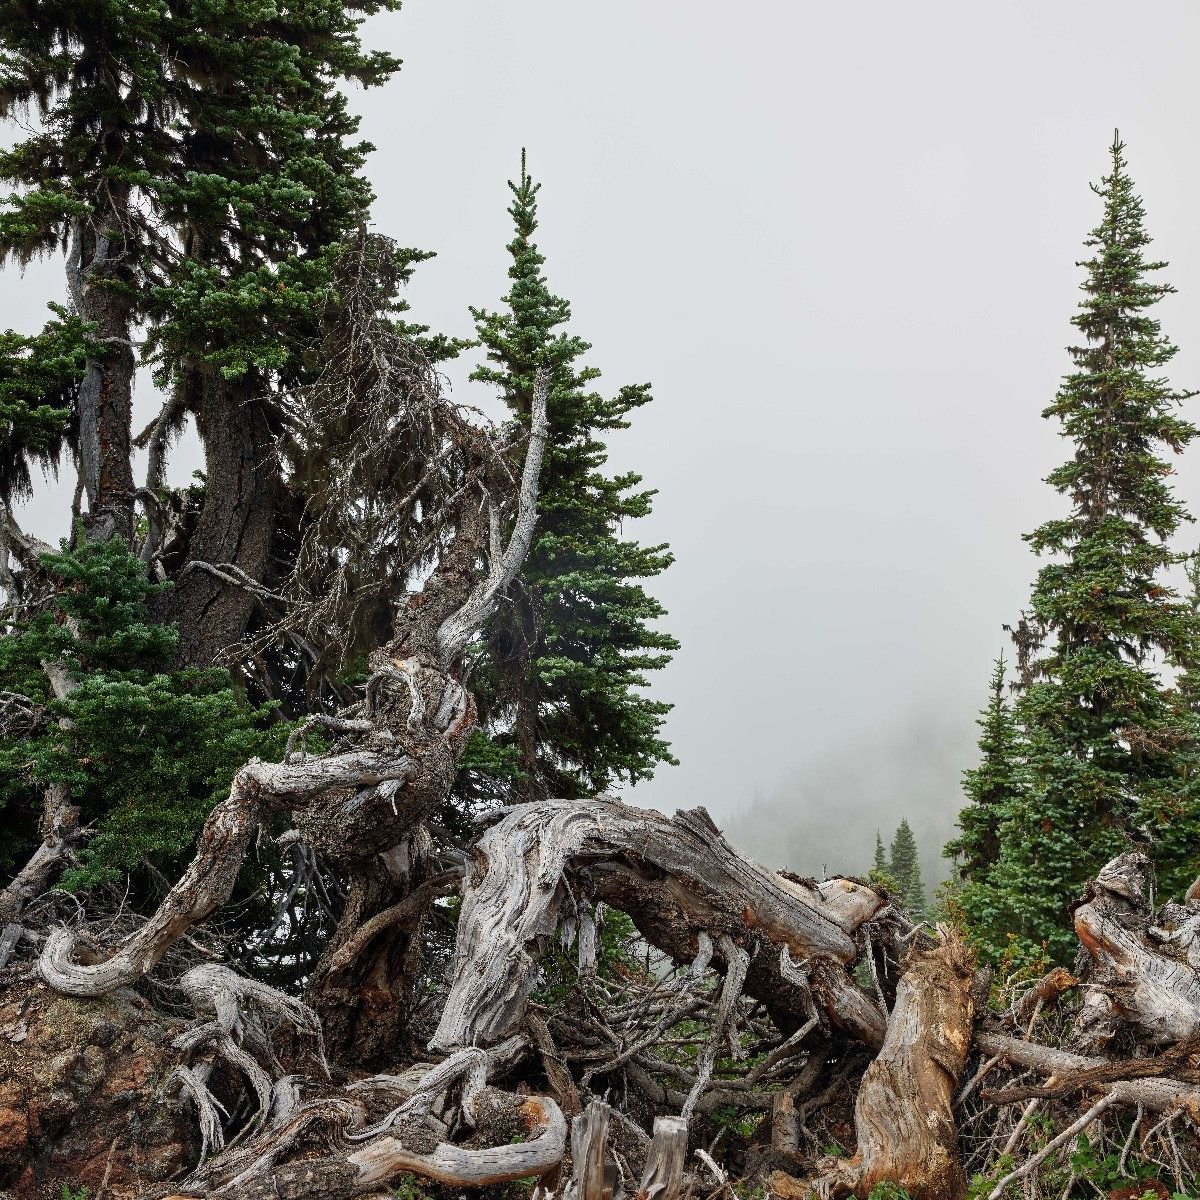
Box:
10 1 1200 880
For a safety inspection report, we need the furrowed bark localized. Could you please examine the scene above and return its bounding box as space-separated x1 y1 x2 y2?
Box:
70 211 136 544
166 371 278 667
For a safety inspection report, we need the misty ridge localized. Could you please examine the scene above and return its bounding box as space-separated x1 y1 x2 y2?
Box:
724 709 969 889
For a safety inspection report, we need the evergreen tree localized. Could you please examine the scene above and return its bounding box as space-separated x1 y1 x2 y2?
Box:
0 0 402 656
0 539 282 886
873 830 888 874
867 829 900 896
465 156 678 801
947 654 1023 879
0 2 401 903
968 136 1200 964
888 818 925 917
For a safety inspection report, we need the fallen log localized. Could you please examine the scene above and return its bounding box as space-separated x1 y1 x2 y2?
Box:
975 1031 1200 1116
430 797 889 1053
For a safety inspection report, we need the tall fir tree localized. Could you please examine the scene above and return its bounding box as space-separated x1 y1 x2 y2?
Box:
873 830 888 874
967 136 1200 964
0 2 403 902
947 654 1024 880
465 155 678 801
888 818 926 918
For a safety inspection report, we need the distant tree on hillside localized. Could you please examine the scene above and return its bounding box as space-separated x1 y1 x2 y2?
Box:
873 830 888 874
889 818 927 919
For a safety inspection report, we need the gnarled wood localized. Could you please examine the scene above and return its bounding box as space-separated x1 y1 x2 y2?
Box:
634 1116 687 1200
431 797 887 1053
1074 852 1200 1046
975 1030 1200 1114
814 930 976 1200
347 1091 567 1190
564 1100 617 1200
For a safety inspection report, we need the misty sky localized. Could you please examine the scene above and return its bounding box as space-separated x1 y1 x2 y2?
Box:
10 1 1200 883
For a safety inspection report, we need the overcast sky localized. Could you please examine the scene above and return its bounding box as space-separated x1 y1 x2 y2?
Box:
12 0 1200 882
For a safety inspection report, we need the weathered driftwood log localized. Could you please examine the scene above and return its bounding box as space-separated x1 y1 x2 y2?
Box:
975 1031 1200 1115
803 930 976 1200
38 377 552 1020
1073 851 1200 1047
430 797 889 1053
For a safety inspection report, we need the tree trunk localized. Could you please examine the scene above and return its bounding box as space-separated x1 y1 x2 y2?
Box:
70 208 136 545
823 931 976 1200
431 797 888 1053
165 370 278 667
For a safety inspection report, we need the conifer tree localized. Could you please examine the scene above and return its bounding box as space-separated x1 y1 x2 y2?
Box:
868 829 901 897
889 818 925 917
0 0 401 652
947 654 1023 880
0 2 403 907
0 539 281 885
969 136 1200 964
465 156 678 801
873 830 888 874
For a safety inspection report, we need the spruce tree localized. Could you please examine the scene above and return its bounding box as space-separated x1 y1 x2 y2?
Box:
971 136 1200 964
889 818 925 917
0 2 402 903
947 654 1023 880
465 156 678 801
873 830 888 874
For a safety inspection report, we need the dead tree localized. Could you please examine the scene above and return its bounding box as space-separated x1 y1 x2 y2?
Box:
7 302 1200 1197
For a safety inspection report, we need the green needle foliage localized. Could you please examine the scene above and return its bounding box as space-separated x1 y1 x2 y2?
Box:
867 829 900 897
0 539 283 887
0 308 89 502
888 818 926 920
948 654 1024 881
958 136 1200 965
464 155 678 801
0 0 402 540
0 0 403 896
873 830 888 874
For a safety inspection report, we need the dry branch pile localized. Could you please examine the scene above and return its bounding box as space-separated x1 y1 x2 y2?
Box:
2 357 1199 1200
